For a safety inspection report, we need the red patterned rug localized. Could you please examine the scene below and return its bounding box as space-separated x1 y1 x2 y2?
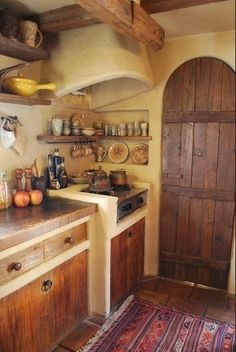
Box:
80 296 235 352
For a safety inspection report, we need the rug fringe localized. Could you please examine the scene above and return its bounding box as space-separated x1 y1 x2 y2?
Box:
78 295 134 352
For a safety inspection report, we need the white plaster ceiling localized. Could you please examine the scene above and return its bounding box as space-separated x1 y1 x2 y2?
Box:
0 0 235 38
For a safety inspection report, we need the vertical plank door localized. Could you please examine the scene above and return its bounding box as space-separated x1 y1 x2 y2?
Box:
160 57 235 289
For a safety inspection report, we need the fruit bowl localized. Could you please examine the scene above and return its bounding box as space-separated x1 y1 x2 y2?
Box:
81 128 95 136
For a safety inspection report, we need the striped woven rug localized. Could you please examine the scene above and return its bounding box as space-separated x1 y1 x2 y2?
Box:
80 295 235 352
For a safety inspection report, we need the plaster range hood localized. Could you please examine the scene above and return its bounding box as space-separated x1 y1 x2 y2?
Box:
41 24 155 109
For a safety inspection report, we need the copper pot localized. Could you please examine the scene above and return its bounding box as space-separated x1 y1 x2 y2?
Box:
84 167 111 191
109 169 127 186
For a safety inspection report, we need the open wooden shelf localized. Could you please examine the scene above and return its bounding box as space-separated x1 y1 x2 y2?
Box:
0 34 49 62
37 135 98 143
0 92 51 106
100 136 152 141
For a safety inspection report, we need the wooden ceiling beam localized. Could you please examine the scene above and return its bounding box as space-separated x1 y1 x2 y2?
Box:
32 5 100 32
141 0 229 14
75 0 164 50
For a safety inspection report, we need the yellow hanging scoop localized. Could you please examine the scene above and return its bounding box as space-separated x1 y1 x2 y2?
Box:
1 76 56 97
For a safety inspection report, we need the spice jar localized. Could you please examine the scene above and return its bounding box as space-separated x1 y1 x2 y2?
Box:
0 170 12 210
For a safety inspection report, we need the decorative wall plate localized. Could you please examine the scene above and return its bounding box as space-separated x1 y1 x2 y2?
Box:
130 143 149 165
108 142 129 163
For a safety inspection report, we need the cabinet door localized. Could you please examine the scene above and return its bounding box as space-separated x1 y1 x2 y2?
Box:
127 218 145 291
111 218 145 306
111 231 127 306
0 251 88 352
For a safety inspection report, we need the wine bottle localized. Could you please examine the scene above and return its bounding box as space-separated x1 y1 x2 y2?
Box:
58 157 68 188
53 148 61 179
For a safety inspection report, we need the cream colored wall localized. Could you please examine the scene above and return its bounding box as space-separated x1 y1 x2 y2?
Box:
96 30 235 294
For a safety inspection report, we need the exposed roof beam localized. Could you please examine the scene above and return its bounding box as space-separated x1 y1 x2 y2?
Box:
141 0 229 14
32 5 100 32
75 0 164 51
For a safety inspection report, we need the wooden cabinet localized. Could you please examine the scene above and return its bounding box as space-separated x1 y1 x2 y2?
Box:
0 251 88 352
0 221 89 352
111 218 145 306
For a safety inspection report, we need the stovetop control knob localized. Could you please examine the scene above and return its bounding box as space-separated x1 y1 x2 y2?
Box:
121 202 132 212
137 196 144 205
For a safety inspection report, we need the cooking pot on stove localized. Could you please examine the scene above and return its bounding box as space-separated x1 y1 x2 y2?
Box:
84 166 111 191
109 169 128 186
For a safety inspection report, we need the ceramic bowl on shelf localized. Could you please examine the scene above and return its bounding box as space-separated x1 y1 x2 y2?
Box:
82 127 95 136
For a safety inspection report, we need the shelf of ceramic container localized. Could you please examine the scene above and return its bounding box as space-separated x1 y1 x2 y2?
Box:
36 135 98 143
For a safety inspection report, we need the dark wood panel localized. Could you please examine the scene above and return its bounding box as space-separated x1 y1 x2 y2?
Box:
221 64 236 111
182 59 196 111
192 123 207 188
208 59 223 111
176 196 190 254
164 111 235 123
160 192 179 252
216 123 235 192
180 123 193 187
162 185 235 202
187 198 202 257
163 66 184 111
162 123 181 179
160 252 229 272
200 199 215 258
111 232 127 306
212 201 235 261
195 58 211 111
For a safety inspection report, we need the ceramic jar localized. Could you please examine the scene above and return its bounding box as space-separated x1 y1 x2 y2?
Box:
52 118 63 136
62 119 71 136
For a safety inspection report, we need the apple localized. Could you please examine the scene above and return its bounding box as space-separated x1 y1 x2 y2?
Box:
29 190 43 205
13 191 30 208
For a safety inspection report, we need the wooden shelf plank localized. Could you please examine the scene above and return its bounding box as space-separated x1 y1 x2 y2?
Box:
0 35 49 62
0 92 51 106
100 136 152 141
37 135 98 143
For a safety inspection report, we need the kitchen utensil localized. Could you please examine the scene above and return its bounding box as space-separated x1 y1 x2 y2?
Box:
95 145 107 162
1 76 56 97
130 143 149 165
19 20 43 48
140 122 148 136
68 175 89 184
108 142 129 164
35 158 44 177
109 169 128 186
84 166 111 191
82 127 95 136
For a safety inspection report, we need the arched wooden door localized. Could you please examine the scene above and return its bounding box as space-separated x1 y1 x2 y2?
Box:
160 57 235 289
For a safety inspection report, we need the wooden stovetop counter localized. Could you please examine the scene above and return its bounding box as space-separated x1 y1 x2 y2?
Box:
0 197 97 252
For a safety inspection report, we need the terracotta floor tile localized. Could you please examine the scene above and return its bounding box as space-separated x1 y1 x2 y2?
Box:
138 278 159 291
205 305 235 325
86 314 107 326
53 347 69 352
189 286 227 308
166 296 206 316
59 322 99 352
136 289 169 305
156 278 193 300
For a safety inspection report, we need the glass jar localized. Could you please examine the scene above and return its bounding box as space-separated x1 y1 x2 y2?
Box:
0 170 12 210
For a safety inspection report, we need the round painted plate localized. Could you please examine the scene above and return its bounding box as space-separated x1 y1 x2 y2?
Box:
108 142 129 164
130 143 149 165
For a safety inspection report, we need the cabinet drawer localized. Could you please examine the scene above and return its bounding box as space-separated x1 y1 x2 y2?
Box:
0 243 44 285
44 223 87 260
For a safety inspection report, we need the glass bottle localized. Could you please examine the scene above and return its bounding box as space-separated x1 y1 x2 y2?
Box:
0 170 12 210
53 148 61 179
58 157 68 188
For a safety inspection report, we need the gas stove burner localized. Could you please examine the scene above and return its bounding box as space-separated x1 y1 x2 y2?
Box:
83 187 115 196
112 184 131 192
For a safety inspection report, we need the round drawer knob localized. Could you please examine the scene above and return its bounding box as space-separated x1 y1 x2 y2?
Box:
41 279 53 292
128 231 133 238
65 236 75 245
10 262 22 271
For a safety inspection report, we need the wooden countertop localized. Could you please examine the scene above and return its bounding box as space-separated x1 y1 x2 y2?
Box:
0 197 97 252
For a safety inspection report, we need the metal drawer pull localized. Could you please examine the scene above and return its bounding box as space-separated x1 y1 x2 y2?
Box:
10 262 22 271
128 231 133 238
41 280 53 292
64 236 75 245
